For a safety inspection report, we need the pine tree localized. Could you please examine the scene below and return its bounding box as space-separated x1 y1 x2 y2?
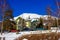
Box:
54 18 57 27
36 17 43 28
39 17 43 27
3 10 16 31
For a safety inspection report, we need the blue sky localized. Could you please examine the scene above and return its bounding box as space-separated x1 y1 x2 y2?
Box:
7 0 59 17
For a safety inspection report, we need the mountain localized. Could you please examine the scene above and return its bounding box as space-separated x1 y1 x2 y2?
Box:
14 13 57 20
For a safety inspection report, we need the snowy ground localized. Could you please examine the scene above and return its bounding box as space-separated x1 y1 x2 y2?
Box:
0 30 60 40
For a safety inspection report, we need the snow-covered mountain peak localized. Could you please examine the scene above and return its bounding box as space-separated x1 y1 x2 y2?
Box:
14 13 41 20
14 13 57 20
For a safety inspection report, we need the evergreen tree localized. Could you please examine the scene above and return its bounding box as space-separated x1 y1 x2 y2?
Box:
3 10 16 31
36 17 43 28
54 18 57 27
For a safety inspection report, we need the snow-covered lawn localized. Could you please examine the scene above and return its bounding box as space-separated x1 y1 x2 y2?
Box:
0 30 60 40
0 31 33 40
